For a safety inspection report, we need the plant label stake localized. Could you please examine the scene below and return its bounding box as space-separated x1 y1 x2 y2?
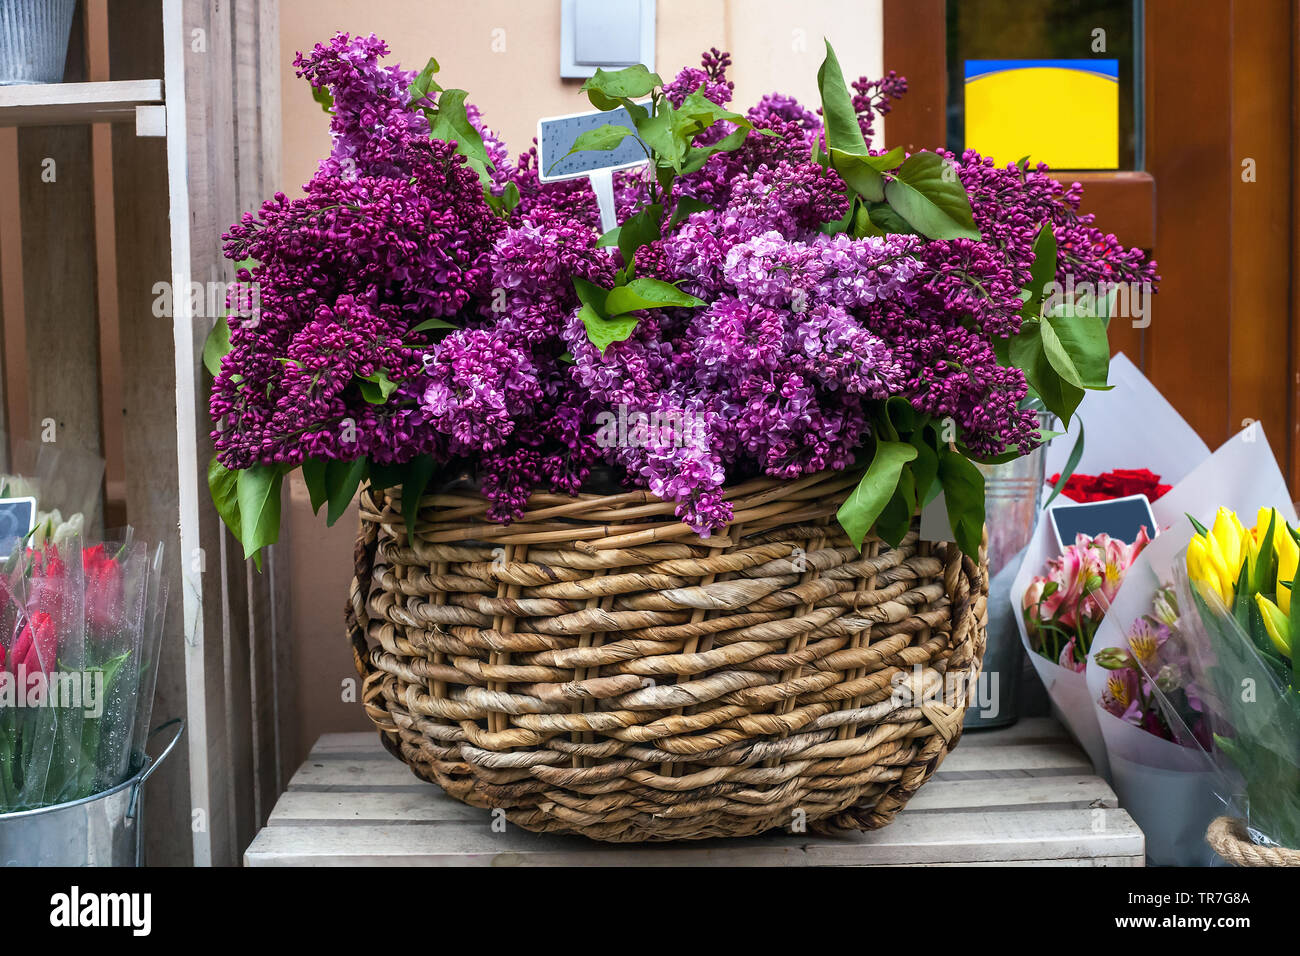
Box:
537 104 650 233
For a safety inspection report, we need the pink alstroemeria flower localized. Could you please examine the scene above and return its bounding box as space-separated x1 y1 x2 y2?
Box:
1058 637 1086 673
1101 666 1143 721
1093 527 1153 604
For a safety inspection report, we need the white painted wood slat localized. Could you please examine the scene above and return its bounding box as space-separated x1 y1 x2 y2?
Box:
246 719 1145 867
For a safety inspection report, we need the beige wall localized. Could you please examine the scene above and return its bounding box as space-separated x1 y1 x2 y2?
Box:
279 0 885 758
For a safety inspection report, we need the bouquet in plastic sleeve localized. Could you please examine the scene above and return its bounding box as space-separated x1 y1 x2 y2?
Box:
1085 526 1220 865
1177 505 1300 850
1023 529 1151 672
0 531 167 812
1013 353 1208 776
0 438 105 550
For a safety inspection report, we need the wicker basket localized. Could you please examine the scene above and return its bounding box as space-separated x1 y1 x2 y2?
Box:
346 469 988 842
1207 816 1300 866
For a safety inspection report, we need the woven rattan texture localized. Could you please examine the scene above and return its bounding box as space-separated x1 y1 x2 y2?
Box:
346 470 988 842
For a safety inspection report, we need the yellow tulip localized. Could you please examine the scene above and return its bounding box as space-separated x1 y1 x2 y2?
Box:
1211 507 1246 578
1188 534 1230 603
1256 593 1293 658
1245 527 1263 583
1204 531 1238 602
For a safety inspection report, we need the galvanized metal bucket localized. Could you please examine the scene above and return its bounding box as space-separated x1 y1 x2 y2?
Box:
0 0 76 85
0 719 184 866
965 413 1053 730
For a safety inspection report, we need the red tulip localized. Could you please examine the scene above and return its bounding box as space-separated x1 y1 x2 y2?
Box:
83 544 125 635
7 612 56 675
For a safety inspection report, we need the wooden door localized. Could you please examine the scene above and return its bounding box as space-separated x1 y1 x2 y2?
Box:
884 0 1299 491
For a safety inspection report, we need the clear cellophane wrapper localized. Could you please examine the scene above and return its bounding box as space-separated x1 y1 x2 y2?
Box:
1173 558 1300 850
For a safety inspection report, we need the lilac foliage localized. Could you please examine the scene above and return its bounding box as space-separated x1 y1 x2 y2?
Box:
212 35 1158 535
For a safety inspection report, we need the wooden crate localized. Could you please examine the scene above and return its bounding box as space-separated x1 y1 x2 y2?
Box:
245 718 1145 866
0 0 291 865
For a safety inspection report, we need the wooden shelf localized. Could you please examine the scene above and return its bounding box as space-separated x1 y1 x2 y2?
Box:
0 79 162 126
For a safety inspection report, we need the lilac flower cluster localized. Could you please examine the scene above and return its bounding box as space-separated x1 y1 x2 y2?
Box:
212 36 1158 537
214 34 504 468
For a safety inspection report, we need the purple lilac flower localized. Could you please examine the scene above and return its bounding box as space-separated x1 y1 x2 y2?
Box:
213 37 1160 539
851 71 908 146
293 33 427 180
421 327 543 453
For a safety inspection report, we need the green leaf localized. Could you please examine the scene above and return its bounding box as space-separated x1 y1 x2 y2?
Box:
367 460 405 493
816 41 869 155
235 464 283 567
909 430 941 507
1235 558 1254 634
867 146 905 170
1252 510 1279 596
829 147 904 205
852 203 884 237
681 124 751 173
501 180 521 213
830 148 885 202
677 88 747 124
401 455 436 539
883 152 981 240
408 316 458 335
408 57 441 106
866 201 918 235
572 276 610 314
1038 314 1085 389
484 179 522 218
324 457 367 527
836 440 918 550
1010 321 1086 425
938 448 986 559
1289 560 1300 682
579 303 639 354
669 195 711 229
310 84 334 113
1186 512 1211 537
1044 418 1084 507
426 89 493 185
875 465 916 547
203 315 231 377
550 123 638 173
208 456 241 538
582 65 663 109
885 396 920 434
1021 222 1058 318
300 458 328 515
632 109 681 169
605 277 706 315
357 369 399 404
616 203 662 270
1045 313 1111 389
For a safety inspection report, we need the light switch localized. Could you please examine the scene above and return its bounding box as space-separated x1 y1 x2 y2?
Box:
574 0 641 65
561 0 655 78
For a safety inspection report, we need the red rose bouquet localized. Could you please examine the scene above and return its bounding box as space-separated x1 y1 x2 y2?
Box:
1047 467 1171 504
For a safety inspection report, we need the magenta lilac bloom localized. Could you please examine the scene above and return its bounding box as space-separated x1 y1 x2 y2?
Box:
211 36 1158 535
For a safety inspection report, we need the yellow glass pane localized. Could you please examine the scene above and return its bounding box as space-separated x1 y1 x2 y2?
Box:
965 59 1119 170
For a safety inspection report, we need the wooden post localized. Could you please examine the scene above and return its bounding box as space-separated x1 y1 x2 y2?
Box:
18 2 105 470
152 0 292 867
